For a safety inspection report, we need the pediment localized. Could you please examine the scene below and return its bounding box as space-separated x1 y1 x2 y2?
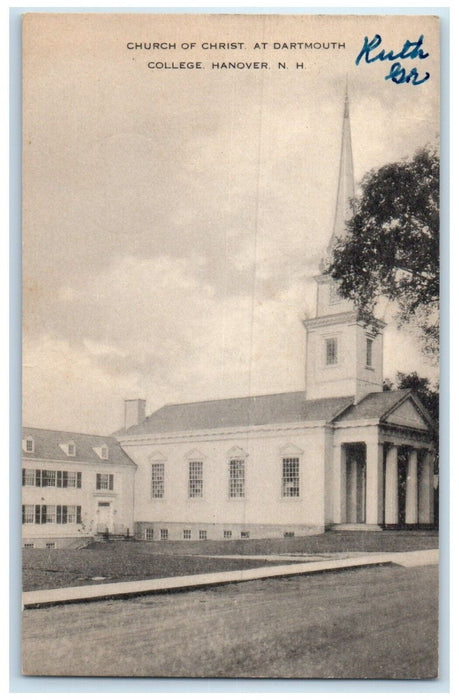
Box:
226 446 249 458
279 442 304 456
184 448 207 460
148 450 167 463
385 397 430 431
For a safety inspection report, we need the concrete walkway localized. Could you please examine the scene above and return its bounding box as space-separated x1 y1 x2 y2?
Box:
22 549 438 608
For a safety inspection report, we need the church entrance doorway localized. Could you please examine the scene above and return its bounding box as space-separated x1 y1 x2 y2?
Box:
345 443 366 524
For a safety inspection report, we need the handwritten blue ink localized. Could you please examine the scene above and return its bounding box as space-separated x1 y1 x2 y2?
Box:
385 62 430 85
355 33 430 85
355 34 429 65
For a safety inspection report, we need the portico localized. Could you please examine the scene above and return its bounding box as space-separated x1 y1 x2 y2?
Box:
331 414 435 530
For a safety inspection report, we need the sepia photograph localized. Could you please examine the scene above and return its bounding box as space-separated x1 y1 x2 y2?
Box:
21 11 440 680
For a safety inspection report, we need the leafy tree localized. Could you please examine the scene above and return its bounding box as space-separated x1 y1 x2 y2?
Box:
327 146 439 357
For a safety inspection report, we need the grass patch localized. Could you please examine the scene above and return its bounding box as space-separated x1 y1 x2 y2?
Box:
23 530 438 592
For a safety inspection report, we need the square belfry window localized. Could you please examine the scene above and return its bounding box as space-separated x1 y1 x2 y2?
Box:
325 337 338 365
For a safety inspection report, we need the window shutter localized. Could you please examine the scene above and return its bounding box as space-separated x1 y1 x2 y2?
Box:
56 505 62 524
96 474 101 490
41 505 47 524
62 506 67 524
76 506 82 524
109 474 114 491
63 471 68 488
35 505 41 524
57 471 62 488
35 470 41 487
22 470 25 486
77 472 82 488
22 505 25 524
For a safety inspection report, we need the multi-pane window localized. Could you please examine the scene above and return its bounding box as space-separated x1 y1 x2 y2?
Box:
325 337 338 365
96 473 114 490
42 470 56 487
188 461 203 498
144 527 154 541
46 542 56 549
223 530 232 539
329 283 341 305
160 528 168 540
240 531 250 539
366 338 373 367
22 469 35 486
100 446 108 459
25 438 34 453
22 505 34 524
67 442 76 456
23 505 81 524
229 459 245 498
282 457 300 497
199 530 207 540
23 469 82 488
183 529 191 540
44 505 57 523
151 463 165 499
23 543 34 549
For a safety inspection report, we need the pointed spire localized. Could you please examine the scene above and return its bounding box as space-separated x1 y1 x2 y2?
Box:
323 84 355 262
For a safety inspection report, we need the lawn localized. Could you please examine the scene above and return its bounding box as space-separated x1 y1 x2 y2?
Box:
22 530 438 591
22 564 439 678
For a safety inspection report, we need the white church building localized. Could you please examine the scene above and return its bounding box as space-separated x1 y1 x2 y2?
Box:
22 94 436 546
116 94 436 541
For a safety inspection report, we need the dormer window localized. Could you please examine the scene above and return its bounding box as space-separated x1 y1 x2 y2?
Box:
93 444 109 460
23 436 34 453
59 441 76 457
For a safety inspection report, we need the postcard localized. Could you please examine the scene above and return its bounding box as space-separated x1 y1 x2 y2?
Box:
21 12 440 679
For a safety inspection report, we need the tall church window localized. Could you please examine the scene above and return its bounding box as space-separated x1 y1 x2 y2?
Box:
282 457 300 497
188 461 203 498
151 463 165 498
325 337 338 365
229 458 245 498
366 338 373 367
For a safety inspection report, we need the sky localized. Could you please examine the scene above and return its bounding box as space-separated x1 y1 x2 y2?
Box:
22 13 440 435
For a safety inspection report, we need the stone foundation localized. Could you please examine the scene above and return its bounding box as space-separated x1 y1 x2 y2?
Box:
135 521 324 541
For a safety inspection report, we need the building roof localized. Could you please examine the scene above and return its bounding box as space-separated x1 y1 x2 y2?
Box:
333 389 413 422
22 427 136 466
122 392 355 435
120 388 432 437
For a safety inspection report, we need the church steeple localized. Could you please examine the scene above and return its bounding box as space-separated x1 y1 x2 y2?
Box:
304 87 385 404
321 85 355 270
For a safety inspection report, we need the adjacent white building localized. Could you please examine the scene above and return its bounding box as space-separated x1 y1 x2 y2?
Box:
22 428 137 548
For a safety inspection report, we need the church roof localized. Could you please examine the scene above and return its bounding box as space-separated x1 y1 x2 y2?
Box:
122 392 354 435
22 427 136 466
120 388 433 437
333 388 430 424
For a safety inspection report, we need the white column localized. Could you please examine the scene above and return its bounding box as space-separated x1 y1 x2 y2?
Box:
366 441 384 525
384 444 399 526
418 450 434 524
348 457 358 523
332 443 346 524
405 449 419 524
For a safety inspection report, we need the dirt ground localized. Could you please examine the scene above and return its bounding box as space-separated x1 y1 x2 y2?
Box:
22 530 439 591
22 563 438 679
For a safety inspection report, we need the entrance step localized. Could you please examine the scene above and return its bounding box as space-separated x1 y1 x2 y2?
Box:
329 524 382 532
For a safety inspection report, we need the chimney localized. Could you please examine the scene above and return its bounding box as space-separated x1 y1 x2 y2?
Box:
124 398 146 431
